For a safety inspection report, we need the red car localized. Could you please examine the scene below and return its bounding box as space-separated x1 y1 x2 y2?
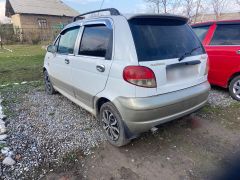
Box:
192 20 240 101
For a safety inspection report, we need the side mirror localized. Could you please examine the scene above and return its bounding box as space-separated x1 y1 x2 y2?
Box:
47 45 57 53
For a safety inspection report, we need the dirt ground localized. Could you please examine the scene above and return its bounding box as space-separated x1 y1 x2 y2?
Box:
44 102 240 180
1 84 240 180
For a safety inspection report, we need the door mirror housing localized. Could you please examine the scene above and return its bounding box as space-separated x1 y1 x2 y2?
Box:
47 45 57 53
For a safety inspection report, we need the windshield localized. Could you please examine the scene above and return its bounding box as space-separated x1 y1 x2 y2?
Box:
129 18 205 62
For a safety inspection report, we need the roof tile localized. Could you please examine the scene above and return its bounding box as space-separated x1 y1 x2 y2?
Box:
8 0 79 17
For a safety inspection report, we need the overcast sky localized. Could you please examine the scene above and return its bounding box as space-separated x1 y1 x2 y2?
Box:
0 0 147 23
0 0 239 23
0 0 9 23
63 0 146 13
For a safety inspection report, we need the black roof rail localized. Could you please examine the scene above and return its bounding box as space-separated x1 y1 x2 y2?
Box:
73 8 121 22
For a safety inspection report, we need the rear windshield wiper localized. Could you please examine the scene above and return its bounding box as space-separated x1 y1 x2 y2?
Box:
178 46 201 62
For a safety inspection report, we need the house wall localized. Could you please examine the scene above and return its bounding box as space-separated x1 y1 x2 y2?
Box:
11 14 22 28
193 12 240 23
19 14 73 30
10 14 74 42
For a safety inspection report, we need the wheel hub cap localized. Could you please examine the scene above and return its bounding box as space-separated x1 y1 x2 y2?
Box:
102 110 120 141
233 80 240 99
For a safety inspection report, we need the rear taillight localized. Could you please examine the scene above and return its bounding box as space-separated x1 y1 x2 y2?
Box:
205 58 209 75
123 66 157 88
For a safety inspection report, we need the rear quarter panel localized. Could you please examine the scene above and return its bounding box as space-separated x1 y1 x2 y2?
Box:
206 46 240 87
96 16 138 101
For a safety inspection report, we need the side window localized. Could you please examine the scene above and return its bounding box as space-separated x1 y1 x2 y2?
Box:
57 26 80 54
79 25 112 58
192 26 210 42
210 24 240 45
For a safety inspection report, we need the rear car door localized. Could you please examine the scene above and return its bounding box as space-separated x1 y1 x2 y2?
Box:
205 23 240 87
48 26 80 97
128 17 208 97
69 21 113 108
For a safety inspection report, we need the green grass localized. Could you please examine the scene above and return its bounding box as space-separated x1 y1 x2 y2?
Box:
200 104 222 114
0 45 45 84
0 144 6 150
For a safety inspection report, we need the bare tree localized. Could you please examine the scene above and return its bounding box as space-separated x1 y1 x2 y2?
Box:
211 0 227 20
193 0 202 23
144 0 161 13
161 0 167 13
182 0 195 22
144 0 180 13
181 0 203 23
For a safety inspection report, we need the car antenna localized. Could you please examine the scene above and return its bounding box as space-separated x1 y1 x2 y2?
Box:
98 0 105 16
100 0 105 10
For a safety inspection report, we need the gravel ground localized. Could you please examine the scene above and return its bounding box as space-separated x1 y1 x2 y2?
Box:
0 85 105 179
208 87 235 107
0 84 237 179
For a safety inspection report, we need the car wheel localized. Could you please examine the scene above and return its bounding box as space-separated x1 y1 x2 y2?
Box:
229 75 240 101
100 102 130 147
44 70 56 95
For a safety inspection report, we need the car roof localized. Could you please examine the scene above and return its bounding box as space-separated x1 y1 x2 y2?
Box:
192 19 240 27
64 13 188 30
62 7 190 31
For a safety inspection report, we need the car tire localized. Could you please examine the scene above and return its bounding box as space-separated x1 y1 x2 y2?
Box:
44 70 56 95
229 75 240 101
100 102 130 147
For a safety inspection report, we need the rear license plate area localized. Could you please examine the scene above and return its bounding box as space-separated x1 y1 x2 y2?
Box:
166 64 199 82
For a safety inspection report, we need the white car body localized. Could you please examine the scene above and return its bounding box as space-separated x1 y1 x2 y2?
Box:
44 11 210 145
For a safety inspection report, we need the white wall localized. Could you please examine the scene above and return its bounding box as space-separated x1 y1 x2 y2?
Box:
0 0 11 24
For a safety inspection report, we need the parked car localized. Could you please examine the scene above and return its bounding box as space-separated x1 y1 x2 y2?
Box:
192 20 240 101
43 8 210 146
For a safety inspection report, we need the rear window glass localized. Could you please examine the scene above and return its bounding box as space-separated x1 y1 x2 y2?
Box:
192 26 210 41
210 24 240 45
129 18 204 62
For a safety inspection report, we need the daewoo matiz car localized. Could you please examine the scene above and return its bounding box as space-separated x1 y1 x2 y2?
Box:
44 8 210 146
192 20 240 101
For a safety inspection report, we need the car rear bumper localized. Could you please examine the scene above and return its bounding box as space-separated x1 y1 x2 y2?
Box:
113 81 210 135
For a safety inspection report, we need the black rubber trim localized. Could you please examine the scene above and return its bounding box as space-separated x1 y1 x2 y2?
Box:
128 14 188 23
166 60 201 69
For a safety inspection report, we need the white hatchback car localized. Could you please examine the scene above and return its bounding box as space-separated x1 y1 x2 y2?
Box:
44 8 210 146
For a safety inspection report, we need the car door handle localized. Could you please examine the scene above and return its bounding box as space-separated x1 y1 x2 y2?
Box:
236 50 240 55
65 59 70 64
96 65 105 72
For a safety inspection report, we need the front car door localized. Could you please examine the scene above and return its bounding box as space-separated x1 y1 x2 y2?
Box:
47 26 80 97
69 20 113 108
205 23 240 88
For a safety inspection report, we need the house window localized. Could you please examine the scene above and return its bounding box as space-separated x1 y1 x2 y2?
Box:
38 19 47 29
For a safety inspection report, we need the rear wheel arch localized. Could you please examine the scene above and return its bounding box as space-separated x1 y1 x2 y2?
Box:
99 101 131 146
95 97 137 140
229 74 240 101
96 97 110 117
228 72 240 87
43 70 56 95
